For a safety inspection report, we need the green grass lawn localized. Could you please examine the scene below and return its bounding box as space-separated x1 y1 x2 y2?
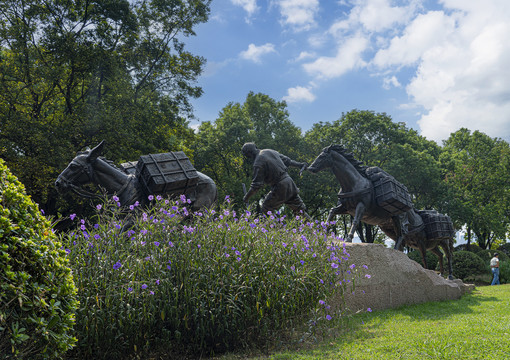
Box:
219 284 510 360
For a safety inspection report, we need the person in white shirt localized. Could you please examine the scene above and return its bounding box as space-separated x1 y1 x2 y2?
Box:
490 253 500 285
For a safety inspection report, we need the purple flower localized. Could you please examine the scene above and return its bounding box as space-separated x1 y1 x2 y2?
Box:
134 201 140 207
350 264 356 269
94 234 101 240
290 265 295 271
367 308 372 312
94 223 100 229
319 300 325 305
236 257 241 261
156 279 160 285
40 209 45 215
141 284 148 290
129 204 135 210
156 195 162 201
70 213 76 220
365 274 371 278
65 248 71 255
326 315 332 321
96 204 102 210
113 261 122 270
148 195 154 201
113 195 119 202
331 263 339 269
167 265 171 270
225 253 230 258
168 241 174 247
150 291 154 295
128 287 133 292
154 241 160 247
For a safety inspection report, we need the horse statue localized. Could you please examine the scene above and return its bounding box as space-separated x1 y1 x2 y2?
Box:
307 144 454 279
55 141 217 211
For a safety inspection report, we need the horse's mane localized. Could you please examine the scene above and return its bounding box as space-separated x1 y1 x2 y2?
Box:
328 145 369 178
100 157 122 171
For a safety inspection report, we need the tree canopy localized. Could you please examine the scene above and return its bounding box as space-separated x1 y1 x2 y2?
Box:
0 0 211 213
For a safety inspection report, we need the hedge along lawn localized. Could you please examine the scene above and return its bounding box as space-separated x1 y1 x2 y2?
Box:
220 284 510 360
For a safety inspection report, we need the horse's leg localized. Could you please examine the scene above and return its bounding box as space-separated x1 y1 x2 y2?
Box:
346 202 366 242
327 204 347 223
440 239 454 280
417 240 428 270
430 246 444 275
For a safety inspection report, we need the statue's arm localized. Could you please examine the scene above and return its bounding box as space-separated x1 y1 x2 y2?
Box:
280 154 307 169
244 166 264 202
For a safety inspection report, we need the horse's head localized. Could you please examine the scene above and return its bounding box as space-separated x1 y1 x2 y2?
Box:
55 141 105 193
307 146 333 174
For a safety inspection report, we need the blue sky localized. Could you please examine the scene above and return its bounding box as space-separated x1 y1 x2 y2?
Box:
185 0 510 144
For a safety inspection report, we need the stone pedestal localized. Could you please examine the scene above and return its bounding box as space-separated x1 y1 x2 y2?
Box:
337 243 474 313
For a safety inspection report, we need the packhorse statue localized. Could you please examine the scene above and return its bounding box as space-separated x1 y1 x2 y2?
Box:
55 141 217 211
307 145 455 279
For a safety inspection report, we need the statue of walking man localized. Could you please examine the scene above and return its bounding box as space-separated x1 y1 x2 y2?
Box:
242 142 310 218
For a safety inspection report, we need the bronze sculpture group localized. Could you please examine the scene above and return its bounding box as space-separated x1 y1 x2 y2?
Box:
56 141 455 279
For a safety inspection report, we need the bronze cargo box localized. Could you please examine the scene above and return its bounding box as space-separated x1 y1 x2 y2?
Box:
418 210 455 240
373 177 413 215
136 152 199 195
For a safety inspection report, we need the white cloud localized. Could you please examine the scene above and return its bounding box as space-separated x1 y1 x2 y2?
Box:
294 51 316 62
231 0 259 16
329 0 417 36
372 11 456 68
239 43 276 63
283 86 316 103
382 76 401 90
303 34 368 79
277 0 319 31
399 1 510 142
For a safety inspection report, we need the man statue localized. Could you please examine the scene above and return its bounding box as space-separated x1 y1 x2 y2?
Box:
242 142 309 218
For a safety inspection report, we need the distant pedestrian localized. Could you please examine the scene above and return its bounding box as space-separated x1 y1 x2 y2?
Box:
490 253 500 285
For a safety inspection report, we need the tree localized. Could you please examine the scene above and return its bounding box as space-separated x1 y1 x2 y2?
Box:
0 0 211 214
440 129 510 249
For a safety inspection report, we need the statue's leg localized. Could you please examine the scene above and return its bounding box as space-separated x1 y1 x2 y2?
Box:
430 246 444 275
347 202 366 242
392 216 404 250
439 239 454 280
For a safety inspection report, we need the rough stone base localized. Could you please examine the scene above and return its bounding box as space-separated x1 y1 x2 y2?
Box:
336 243 475 313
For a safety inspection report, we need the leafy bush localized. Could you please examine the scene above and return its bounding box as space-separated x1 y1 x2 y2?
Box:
497 243 510 257
478 249 510 263
0 159 78 359
454 243 483 254
407 249 439 270
452 251 487 280
61 195 367 358
499 261 510 284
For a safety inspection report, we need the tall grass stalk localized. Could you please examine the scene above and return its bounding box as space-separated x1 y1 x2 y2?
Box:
60 195 368 358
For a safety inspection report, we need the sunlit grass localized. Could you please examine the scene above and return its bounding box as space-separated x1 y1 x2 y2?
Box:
222 284 510 359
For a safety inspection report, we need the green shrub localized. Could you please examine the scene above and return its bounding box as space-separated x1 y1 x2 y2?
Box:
497 243 510 257
452 251 487 280
61 195 368 358
478 249 509 263
407 249 439 270
454 243 483 254
499 261 510 284
0 159 78 359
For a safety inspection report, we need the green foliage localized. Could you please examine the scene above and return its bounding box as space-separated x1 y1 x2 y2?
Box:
499 261 510 284
0 0 211 216
0 160 78 359
441 129 510 249
406 249 439 270
478 249 510 263
496 242 510 257
61 196 366 358
451 251 486 280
